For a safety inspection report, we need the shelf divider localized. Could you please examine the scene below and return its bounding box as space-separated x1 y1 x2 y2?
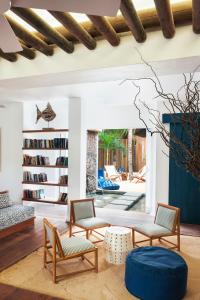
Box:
22 181 68 187
22 164 68 169
22 198 68 205
23 129 68 133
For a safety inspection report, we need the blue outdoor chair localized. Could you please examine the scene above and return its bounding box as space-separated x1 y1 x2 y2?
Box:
98 168 120 191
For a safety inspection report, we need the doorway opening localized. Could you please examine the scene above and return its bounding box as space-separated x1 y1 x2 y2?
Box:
86 128 146 213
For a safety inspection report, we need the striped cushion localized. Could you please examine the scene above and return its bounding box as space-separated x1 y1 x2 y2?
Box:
155 206 176 231
60 236 95 256
73 201 94 221
76 217 108 228
134 224 171 237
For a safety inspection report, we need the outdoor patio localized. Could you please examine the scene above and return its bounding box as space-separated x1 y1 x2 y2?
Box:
88 181 146 212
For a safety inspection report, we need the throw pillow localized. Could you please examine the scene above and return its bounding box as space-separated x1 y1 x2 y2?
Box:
0 191 13 208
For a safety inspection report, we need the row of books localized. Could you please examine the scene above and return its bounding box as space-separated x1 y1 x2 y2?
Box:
58 193 68 202
23 189 44 199
23 138 68 149
23 171 48 183
59 175 68 185
23 155 50 166
23 189 68 203
56 156 68 167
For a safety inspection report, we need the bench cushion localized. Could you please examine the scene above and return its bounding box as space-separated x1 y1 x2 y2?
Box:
0 205 35 231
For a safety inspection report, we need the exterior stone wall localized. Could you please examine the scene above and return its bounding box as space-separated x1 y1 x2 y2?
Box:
86 131 98 193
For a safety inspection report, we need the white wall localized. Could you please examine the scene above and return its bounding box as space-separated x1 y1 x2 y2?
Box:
23 99 69 130
0 102 23 203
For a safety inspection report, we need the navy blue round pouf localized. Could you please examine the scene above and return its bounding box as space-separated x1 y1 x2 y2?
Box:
125 246 188 300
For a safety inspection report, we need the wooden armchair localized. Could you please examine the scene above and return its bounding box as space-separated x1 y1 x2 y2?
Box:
43 218 98 283
132 203 180 251
69 198 110 243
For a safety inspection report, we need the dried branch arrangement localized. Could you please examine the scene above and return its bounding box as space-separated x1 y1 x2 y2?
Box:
122 53 200 181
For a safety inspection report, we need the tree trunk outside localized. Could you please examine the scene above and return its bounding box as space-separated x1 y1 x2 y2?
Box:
106 149 109 165
128 129 133 175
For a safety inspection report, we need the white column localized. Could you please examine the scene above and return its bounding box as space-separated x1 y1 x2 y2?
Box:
145 131 153 214
67 97 87 219
145 131 157 215
155 126 170 207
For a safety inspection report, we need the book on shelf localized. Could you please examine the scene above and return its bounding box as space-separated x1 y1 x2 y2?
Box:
23 171 48 183
23 138 68 149
56 156 68 167
59 175 68 185
23 189 45 199
23 155 50 166
58 192 68 203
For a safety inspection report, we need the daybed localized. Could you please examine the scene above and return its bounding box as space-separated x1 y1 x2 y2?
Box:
0 191 35 238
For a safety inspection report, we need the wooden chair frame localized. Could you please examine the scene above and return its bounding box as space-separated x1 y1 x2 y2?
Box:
69 198 110 243
132 203 180 251
104 165 122 181
43 218 98 283
130 166 146 183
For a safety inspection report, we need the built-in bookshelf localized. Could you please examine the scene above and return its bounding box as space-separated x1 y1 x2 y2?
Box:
22 129 68 205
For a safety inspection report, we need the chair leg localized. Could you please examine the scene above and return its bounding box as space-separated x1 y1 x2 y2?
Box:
132 229 135 248
177 233 180 251
53 258 56 283
150 238 153 246
43 247 47 268
69 223 72 237
95 248 98 273
86 230 89 239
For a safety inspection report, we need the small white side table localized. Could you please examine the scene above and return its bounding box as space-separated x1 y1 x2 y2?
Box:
104 226 132 264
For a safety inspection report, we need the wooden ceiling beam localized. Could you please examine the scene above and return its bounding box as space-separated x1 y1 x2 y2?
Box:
192 0 200 33
154 0 175 38
120 0 146 42
11 7 74 53
42 2 190 45
18 42 36 60
0 50 17 62
87 16 120 46
6 16 53 56
49 11 96 50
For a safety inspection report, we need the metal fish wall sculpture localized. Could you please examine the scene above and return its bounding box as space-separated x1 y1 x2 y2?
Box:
36 102 56 124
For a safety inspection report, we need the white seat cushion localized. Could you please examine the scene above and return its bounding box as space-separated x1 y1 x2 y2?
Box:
134 223 171 237
60 236 95 256
76 217 109 228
